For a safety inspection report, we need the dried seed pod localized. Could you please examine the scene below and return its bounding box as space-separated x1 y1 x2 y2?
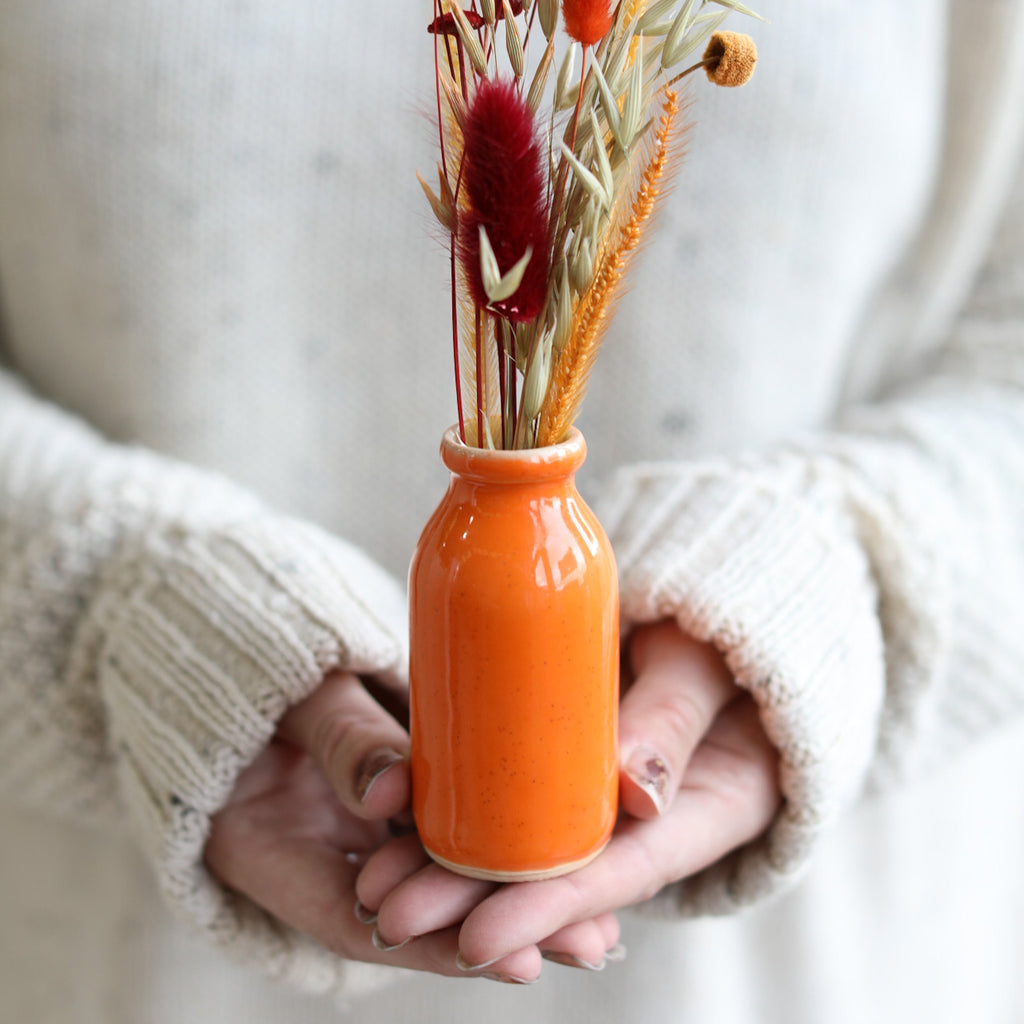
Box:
504 0 525 76
555 42 578 111
551 261 573 354
539 0 559 39
569 234 595 293
440 74 466 132
526 34 556 112
417 166 458 233
448 2 489 75
521 328 554 424
560 142 609 210
703 30 757 87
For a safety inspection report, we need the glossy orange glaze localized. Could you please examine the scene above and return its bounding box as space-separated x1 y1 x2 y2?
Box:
409 428 619 880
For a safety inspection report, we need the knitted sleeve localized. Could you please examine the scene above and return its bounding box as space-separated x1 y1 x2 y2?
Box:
0 373 407 993
595 158 1024 917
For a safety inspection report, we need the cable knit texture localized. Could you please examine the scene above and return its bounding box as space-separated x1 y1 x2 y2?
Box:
599 141 1024 913
0 375 408 993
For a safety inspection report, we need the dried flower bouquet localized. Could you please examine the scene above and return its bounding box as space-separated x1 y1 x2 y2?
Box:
420 0 759 449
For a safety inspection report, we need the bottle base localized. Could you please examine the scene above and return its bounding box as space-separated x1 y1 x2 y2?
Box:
422 840 609 882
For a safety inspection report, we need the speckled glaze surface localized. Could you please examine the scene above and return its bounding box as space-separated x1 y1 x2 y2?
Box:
409 428 619 880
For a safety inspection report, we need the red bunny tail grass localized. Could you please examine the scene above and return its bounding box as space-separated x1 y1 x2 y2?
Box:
561 0 613 46
458 78 550 323
428 0 524 35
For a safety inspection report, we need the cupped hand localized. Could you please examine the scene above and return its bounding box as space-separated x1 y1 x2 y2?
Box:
204 670 616 981
356 621 781 973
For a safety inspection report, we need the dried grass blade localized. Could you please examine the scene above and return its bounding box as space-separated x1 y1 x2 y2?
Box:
538 0 559 38
637 0 679 32
448 2 490 76
708 0 766 22
661 0 698 69
667 10 729 67
560 142 610 209
527 34 556 111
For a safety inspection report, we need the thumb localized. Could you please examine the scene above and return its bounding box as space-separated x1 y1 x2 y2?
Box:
277 670 411 820
619 622 738 819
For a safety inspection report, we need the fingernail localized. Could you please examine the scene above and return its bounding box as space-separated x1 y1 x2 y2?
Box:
356 749 405 803
371 926 412 952
604 942 628 963
481 972 537 985
456 951 505 972
623 746 671 815
541 950 605 971
353 899 378 925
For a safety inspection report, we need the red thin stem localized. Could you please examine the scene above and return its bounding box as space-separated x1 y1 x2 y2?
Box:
451 239 466 442
569 45 588 156
509 346 518 442
475 305 484 446
436 2 464 440
521 0 538 50
496 319 508 448
458 42 469 102
443 26 458 80
433 2 448 177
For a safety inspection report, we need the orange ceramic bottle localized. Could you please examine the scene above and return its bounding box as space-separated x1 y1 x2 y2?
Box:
409 427 619 881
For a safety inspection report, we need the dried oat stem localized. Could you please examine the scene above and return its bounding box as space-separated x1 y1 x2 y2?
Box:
537 88 681 445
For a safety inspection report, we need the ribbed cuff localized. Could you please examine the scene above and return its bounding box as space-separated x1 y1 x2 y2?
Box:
94 513 407 993
598 459 887 914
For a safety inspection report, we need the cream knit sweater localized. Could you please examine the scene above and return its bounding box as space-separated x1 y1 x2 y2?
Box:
2 1 1024 1021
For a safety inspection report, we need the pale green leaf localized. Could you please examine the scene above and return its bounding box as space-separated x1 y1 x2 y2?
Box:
637 0 681 33
708 0 766 23
559 142 609 210
588 59 627 152
479 227 534 304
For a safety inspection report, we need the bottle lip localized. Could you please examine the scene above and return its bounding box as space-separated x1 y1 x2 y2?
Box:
440 426 586 483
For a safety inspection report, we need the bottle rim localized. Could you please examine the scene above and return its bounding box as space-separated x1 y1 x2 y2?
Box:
440 425 586 483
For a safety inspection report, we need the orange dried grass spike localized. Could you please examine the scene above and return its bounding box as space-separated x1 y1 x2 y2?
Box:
537 90 682 447
624 0 649 66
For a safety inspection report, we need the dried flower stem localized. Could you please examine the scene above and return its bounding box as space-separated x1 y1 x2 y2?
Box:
666 54 716 87
537 89 680 445
451 237 466 441
496 315 508 440
422 1 759 449
435 3 466 441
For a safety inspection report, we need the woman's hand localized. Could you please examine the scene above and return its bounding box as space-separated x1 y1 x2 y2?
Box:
204 670 618 981
355 622 781 975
